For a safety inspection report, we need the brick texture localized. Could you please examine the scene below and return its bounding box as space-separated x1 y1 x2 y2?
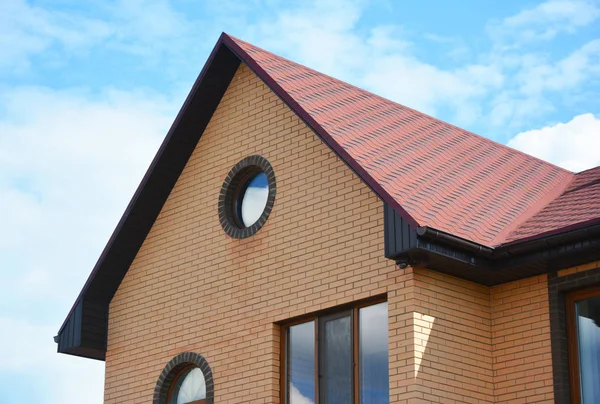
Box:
410 268 494 404
103 62 587 403
548 260 600 403
556 260 600 277
104 63 406 403
491 275 554 403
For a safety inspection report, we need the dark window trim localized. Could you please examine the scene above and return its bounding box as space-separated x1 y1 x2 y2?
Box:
218 155 276 239
318 309 354 404
166 364 208 404
280 296 387 404
565 286 600 404
153 352 214 404
548 266 600 404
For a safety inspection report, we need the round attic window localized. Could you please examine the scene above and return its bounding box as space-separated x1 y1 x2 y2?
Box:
218 155 276 239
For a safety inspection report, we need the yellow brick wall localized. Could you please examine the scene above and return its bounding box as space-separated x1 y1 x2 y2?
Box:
103 61 572 403
410 268 494 403
104 63 408 403
491 276 554 403
411 270 557 404
556 260 600 277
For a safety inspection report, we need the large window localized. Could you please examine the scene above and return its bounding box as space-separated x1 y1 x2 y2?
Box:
282 300 389 404
567 287 600 403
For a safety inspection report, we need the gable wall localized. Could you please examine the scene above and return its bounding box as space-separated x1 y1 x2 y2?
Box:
104 63 408 403
101 62 570 404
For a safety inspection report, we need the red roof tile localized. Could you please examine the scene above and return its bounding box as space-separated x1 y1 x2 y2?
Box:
504 166 600 243
226 35 598 247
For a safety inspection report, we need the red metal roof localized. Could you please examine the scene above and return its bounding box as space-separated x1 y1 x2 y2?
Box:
226 34 598 247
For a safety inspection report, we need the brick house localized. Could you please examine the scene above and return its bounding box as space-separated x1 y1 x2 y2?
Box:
55 33 600 403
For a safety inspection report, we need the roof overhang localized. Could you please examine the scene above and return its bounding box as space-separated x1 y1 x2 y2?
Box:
55 32 600 361
55 35 242 360
384 203 600 286
55 32 424 360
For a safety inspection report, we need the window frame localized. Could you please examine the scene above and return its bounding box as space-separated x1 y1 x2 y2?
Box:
153 352 214 404
218 155 276 239
566 286 600 404
280 296 388 404
166 364 207 404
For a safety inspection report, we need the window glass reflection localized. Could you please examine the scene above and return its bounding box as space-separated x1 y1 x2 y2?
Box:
288 321 315 404
576 296 600 403
241 172 268 227
323 315 352 403
170 367 206 404
359 302 389 404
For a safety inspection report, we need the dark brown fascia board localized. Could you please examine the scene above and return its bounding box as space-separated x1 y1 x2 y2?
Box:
220 34 420 229
386 202 600 284
56 32 424 360
57 32 423 339
56 34 239 337
418 218 600 259
411 222 600 283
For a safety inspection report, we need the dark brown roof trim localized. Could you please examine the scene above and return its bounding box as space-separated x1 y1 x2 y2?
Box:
56 32 422 360
56 35 241 355
386 203 600 285
221 35 420 229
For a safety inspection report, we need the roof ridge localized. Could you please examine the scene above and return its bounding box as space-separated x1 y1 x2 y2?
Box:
225 33 572 176
225 33 580 246
564 177 600 195
495 173 574 245
576 165 600 175
223 33 422 228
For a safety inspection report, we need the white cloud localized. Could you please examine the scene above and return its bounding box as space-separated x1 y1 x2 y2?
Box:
0 0 213 74
0 85 174 403
0 0 112 72
243 0 503 125
488 0 600 45
0 317 105 404
516 39 600 96
507 113 600 172
289 383 314 404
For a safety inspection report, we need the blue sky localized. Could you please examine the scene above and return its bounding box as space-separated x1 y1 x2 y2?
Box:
0 0 599 403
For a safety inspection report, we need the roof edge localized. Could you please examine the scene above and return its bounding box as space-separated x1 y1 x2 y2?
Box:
221 33 420 229
56 33 231 336
418 218 600 257
491 171 574 245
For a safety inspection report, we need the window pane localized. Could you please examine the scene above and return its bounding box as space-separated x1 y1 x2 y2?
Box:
241 171 268 227
323 315 352 403
288 321 315 404
575 296 600 403
360 302 389 404
169 367 206 404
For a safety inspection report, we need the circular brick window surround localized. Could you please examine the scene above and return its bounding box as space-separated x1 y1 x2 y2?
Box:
218 155 276 239
153 352 214 404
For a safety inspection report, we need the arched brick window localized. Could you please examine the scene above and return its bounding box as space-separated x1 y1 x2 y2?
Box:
153 352 214 404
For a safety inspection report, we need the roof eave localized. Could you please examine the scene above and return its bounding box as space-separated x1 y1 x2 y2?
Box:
55 33 421 360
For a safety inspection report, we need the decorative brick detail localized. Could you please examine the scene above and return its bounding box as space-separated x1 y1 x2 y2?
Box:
218 154 276 239
153 352 214 404
548 265 600 404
